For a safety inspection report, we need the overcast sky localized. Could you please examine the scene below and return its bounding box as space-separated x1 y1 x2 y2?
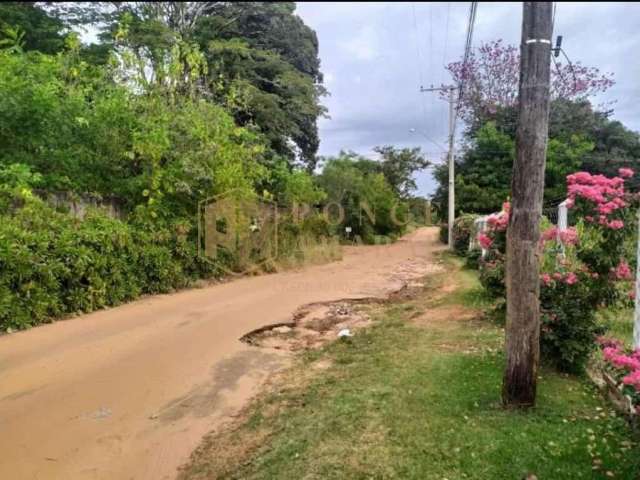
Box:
295 2 640 197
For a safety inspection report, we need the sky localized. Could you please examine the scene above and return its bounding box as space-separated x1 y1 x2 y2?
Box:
295 2 640 197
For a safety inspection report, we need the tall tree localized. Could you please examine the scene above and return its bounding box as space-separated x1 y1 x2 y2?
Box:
0 2 66 53
446 39 614 125
503 2 553 408
373 146 430 198
64 2 326 170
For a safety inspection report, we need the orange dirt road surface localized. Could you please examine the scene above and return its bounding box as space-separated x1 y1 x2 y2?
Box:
0 227 441 480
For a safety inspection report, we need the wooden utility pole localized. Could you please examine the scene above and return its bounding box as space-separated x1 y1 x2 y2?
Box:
420 85 457 247
502 2 553 407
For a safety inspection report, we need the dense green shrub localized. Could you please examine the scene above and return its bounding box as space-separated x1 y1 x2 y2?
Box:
539 272 604 373
316 155 409 244
0 191 207 331
478 256 506 298
452 214 478 256
476 170 638 372
465 248 482 270
439 224 448 244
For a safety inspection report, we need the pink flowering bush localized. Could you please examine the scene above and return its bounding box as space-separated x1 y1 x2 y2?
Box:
477 232 493 250
477 169 637 372
477 202 509 298
597 337 640 411
566 169 637 306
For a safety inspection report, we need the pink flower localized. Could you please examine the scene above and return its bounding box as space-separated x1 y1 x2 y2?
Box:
623 370 640 392
607 219 624 230
614 260 632 280
611 353 640 371
619 167 634 178
553 272 563 281
477 233 493 249
541 226 558 243
559 227 578 245
603 346 621 363
564 272 578 285
540 273 552 286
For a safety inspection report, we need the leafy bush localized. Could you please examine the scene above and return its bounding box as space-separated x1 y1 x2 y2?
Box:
597 338 640 411
0 186 208 331
465 248 482 270
452 214 478 256
539 271 604 372
316 155 409 244
478 256 506 298
476 170 638 372
439 223 448 244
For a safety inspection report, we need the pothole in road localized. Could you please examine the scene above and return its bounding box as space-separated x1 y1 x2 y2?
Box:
240 301 374 351
240 258 446 352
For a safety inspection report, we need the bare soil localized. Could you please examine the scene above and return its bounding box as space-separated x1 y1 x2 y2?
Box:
0 227 444 480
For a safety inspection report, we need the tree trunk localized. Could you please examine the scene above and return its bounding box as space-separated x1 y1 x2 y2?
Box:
502 2 553 408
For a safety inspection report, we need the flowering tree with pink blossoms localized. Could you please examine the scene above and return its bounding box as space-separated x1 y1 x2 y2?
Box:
446 40 615 123
477 168 637 372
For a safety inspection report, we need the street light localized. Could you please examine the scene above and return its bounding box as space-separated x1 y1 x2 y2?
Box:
408 128 446 152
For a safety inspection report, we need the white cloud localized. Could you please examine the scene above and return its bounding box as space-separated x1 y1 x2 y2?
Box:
324 72 335 84
341 25 378 61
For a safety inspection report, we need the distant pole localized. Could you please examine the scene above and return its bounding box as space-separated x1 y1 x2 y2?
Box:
447 87 456 247
634 211 640 349
420 85 457 247
502 2 553 408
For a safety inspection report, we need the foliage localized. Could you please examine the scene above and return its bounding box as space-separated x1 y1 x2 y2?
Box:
0 170 215 331
204 38 325 168
451 213 478 256
597 338 640 411
0 2 66 54
433 122 595 215
0 46 269 221
316 152 409 243
268 161 326 206
439 223 448 244
477 170 637 372
61 1 326 169
539 268 605 373
372 146 430 198
446 39 614 124
434 41 637 215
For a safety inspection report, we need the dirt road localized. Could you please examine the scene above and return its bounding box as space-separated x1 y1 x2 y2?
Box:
0 228 441 480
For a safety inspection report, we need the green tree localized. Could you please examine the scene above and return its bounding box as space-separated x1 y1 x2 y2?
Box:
0 2 66 54
317 153 408 243
433 122 593 215
63 2 326 169
373 146 430 198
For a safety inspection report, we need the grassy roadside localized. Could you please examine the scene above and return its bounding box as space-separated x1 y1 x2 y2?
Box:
180 254 640 480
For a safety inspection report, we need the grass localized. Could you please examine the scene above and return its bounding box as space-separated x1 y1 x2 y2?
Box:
598 307 635 348
181 254 640 480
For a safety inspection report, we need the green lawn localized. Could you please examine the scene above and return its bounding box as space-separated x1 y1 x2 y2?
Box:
598 307 635 349
182 255 640 480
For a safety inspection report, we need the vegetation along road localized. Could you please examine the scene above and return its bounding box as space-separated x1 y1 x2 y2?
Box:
0 228 439 480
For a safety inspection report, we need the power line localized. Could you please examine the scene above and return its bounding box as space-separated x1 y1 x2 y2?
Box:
456 1 478 122
442 3 451 69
